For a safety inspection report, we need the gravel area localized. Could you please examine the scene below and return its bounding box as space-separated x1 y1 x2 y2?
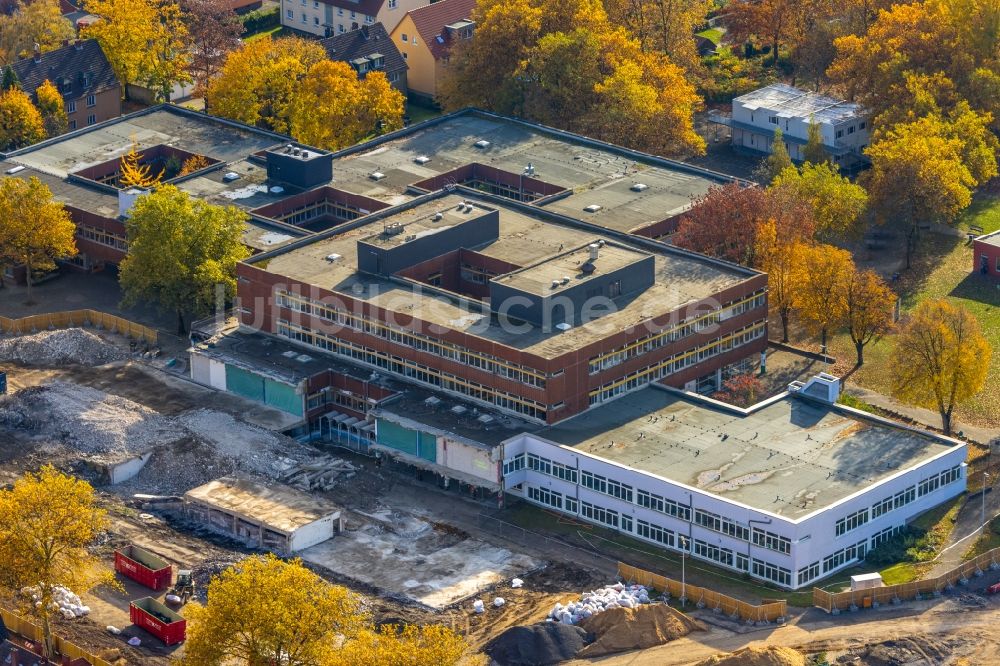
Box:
0 329 128 366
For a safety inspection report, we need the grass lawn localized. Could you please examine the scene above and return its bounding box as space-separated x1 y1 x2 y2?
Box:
963 516 1000 560
697 27 724 45
830 194 1000 430
244 25 290 43
406 102 442 125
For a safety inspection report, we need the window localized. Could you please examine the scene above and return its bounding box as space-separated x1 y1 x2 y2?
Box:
388 71 400 83
338 23 345 32
836 129 844 138
314 16 319 24
87 114 96 125
581 501 619 528
313 0 318 6
412 37 418 45
365 14 374 23
694 539 735 567
301 12 307 22
68 119 76 130
636 519 675 548
401 33 408 42
388 0 396 6
752 559 791 586
528 486 563 510
337 6 342 14
859 120 866 130
835 508 869 537
751 528 790 554
871 525 901 549
581 471 606 494
86 94 96 107
502 454 525 475
694 509 750 541
768 116 778 124
565 497 578 513
66 100 76 113
798 561 820 587
847 125 855 134
402 52 407 60
823 540 867 573
350 10 355 18
636 490 690 521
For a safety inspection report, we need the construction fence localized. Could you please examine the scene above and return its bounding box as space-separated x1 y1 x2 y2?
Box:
617 562 788 624
0 309 158 345
813 545 1000 613
1 605 116 666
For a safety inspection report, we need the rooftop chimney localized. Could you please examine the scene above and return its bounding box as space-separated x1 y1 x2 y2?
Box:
32 43 41 63
588 243 600 261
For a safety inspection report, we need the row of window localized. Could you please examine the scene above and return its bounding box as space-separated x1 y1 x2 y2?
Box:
589 321 766 406
751 527 791 554
637 489 691 522
277 320 548 420
694 539 750 572
870 525 903 549
694 509 750 542
77 225 128 251
582 501 631 531
588 290 766 373
919 466 962 497
823 539 867 573
752 558 791 586
872 485 916 519
527 486 577 513
527 453 577 483
277 291 547 388
581 470 633 502
797 561 820 586
835 508 869 537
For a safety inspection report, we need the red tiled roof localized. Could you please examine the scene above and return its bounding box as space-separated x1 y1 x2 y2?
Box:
407 0 477 60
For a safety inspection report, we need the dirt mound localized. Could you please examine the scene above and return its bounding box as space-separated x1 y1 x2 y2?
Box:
0 328 127 366
577 603 705 657
485 622 592 665
695 646 806 666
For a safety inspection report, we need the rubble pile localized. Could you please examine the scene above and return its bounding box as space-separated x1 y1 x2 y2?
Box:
485 623 592 666
177 410 305 478
0 328 127 366
695 646 806 666
21 585 91 619
548 583 651 624
0 383 184 461
282 456 356 491
578 604 705 657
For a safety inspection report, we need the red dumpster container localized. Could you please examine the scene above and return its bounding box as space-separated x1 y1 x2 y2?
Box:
114 545 172 591
129 597 186 646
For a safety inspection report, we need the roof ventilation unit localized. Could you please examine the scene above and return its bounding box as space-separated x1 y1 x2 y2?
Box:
550 280 560 289
424 396 442 406
561 276 571 284
222 172 241 182
451 405 468 415
4 165 25 175
269 186 284 194
555 322 572 331
583 204 602 213
325 253 342 262
631 183 648 192
477 414 495 424
369 171 386 181
414 155 431 164
432 212 443 221
474 140 491 149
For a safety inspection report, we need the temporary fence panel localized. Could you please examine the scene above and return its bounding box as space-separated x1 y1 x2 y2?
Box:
0 309 157 345
814 546 1000 613
617 562 787 623
1 606 115 666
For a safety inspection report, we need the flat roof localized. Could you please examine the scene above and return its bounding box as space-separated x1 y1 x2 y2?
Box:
976 230 1000 249
184 476 341 535
494 241 650 296
260 192 752 358
734 83 863 124
536 388 960 519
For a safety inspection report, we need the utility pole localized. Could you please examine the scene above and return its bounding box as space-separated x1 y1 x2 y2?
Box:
679 535 688 608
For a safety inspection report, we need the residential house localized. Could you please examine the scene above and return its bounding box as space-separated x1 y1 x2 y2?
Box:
709 82 869 170
319 24 408 93
389 0 475 103
281 0 429 38
11 40 120 132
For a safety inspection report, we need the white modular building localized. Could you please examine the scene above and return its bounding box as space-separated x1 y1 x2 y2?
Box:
710 83 870 169
501 375 966 590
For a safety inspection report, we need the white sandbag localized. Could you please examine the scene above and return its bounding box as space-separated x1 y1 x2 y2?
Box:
511 578 523 588
106 626 121 635
493 597 505 607
60 609 75 620
473 599 485 613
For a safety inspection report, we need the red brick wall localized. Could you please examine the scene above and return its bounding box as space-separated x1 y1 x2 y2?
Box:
973 238 1000 279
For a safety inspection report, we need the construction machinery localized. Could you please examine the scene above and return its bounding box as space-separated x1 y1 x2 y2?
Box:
167 569 194 605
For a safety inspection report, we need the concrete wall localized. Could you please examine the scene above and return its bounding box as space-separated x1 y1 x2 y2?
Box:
191 354 229 390
437 436 499 483
288 514 337 551
503 431 967 589
108 451 154 484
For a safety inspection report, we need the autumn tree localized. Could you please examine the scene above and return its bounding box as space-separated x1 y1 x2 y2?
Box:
35 79 68 137
791 243 853 353
182 555 466 666
843 267 895 366
0 176 76 302
206 37 327 133
864 109 996 268
118 143 162 189
603 0 713 73
755 218 810 342
762 127 792 182
182 0 243 96
801 118 828 164
673 182 814 266
119 185 250 334
1 65 19 91
288 60 404 151
0 0 75 63
891 299 990 434
725 0 808 68
83 0 191 101
712 373 766 407
771 161 868 239
0 466 116 659
0 88 45 150
438 0 704 156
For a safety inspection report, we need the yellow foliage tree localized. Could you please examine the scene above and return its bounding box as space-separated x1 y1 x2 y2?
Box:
83 0 191 101
0 87 45 150
36 79 69 137
790 243 854 353
770 161 869 239
891 299 990 434
0 0 74 63
179 154 212 176
755 218 810 343
843 267 896 367
0 466 115 658
288 61 404 151
182 555 465 666
118 143 162 189
206 37 327 133
0 175 76 302
603 0 712 73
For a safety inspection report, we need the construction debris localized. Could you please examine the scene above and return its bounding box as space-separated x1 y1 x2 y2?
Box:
0 328 127 366
22 585 91 619
695 646 807 666
176 409 305 478
281 456 356 491
577 604 706 657
548 583 651 624
485 622 592 666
